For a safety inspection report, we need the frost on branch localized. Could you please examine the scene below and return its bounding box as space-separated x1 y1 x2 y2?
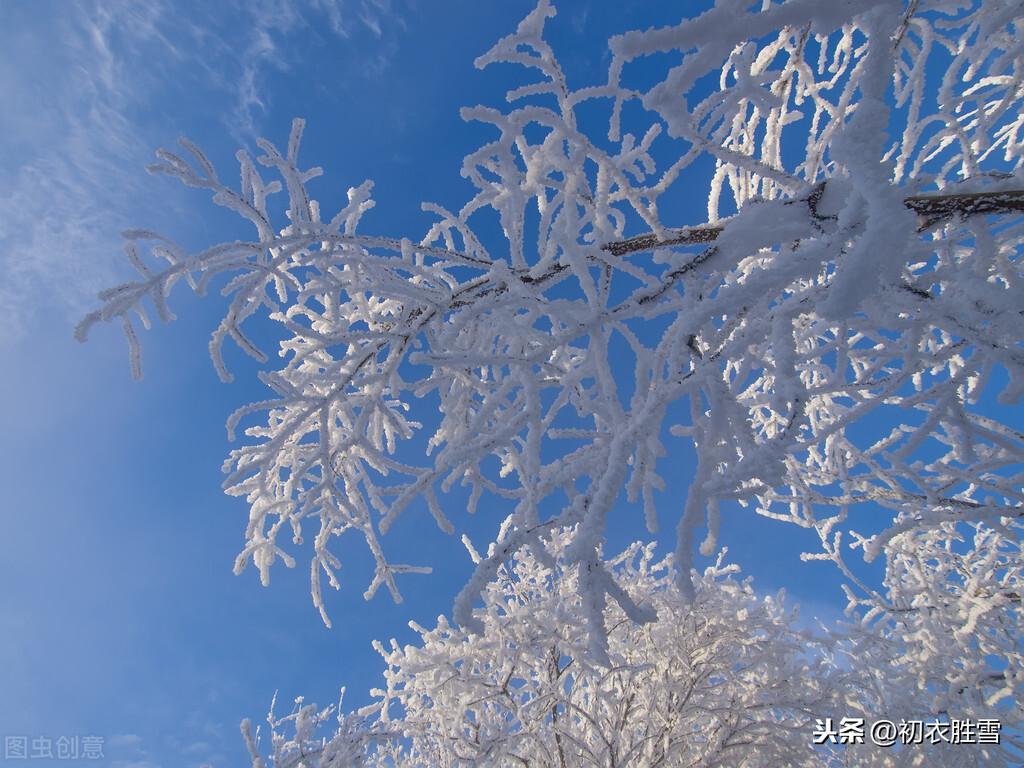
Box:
81 0 1023 653
840 518 1024 720
245 534 853 767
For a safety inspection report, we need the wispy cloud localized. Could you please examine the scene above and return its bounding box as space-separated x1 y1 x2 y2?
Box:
224 0 406 140
107 734 146 749
0 3 167 342
0 0 206 345
0 0 406 345
107 726 226 767
106 732 161 768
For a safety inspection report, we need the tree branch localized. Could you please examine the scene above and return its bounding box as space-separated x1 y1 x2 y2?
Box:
602 187 1024 257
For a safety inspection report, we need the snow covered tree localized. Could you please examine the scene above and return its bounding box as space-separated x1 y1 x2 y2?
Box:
80 0 1023 758
241 535 853 767
240 532 1019 767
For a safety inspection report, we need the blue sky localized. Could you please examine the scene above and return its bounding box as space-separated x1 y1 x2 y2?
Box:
1 2 868 766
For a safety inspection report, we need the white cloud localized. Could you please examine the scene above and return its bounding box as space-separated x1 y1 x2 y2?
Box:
107 733 146 749
107 732 162 768
226 0 405 139
0 1 181 344
0 0 406 345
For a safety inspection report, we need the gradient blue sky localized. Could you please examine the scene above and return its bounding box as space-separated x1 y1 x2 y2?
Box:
2 2 868 766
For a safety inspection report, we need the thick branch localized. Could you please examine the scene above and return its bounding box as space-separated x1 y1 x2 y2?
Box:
602 187 1024 257
603 225 722 258
907 188 1024 228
